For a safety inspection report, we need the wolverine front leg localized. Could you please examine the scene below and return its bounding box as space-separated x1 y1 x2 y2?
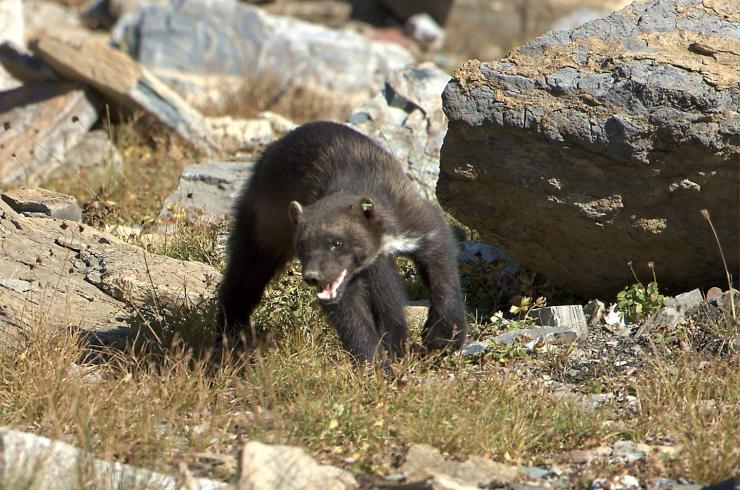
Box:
413 236 467 351
320 274 390 369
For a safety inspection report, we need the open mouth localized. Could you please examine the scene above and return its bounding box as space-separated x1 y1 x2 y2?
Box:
316 269 346 302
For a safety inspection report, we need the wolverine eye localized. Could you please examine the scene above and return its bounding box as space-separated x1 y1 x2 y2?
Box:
330 238 343 250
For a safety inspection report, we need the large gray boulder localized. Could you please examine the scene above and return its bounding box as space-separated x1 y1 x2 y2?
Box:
439 0 740 298
113 0 414 116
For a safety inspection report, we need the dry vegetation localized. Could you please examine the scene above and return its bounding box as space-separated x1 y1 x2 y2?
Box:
1 120 738 487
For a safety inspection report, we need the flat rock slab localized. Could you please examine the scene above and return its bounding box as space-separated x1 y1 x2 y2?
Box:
30 35 219 156
159 160 256 226
114 0 413 117
0 427 228 490
238 441 357 490
2 186 82 221
0 196 220 342
0 82 99 185
439 0 740 298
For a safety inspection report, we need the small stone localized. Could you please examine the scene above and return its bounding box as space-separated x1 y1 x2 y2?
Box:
569 449 594 464
461 340 489 357
404 13 445 50
718 289 739 312
614 474 640 488
663 288 703 311
591 446 613 457
238 441 357 489
634 306 683 339
531 305 588 337
518 466 554 479
0 278 31 293
612 440 647 463
705 286 723 304
493 326 580 348
584 299 606 325
1 186 82 221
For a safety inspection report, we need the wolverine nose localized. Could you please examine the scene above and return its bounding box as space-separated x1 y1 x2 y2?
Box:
303 270 320 287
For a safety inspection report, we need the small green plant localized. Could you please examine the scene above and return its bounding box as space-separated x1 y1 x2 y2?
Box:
616 262 664 322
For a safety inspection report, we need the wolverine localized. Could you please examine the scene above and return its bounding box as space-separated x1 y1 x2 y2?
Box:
218 121 466 366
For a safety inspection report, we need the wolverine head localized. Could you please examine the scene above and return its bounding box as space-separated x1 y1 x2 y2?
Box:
289 194 384 303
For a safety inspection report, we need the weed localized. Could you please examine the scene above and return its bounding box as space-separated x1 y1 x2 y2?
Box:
616 262 664 323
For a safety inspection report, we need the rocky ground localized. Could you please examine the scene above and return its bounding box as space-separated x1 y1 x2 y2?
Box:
0 0 739 489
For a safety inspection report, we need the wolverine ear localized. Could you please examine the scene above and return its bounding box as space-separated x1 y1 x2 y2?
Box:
358 197 374 219
288 201 304 226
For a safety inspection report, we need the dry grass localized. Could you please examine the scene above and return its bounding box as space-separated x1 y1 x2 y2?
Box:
42 115 198 230
210 74 358 124
634 354 740 484
3 252 739 486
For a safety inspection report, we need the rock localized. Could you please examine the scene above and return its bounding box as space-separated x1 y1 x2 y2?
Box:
0 278 31 293
460 340 489 357
718 289 739 312
158 160 256 226
206 115 278 155
0 195 219 340
113 0 413 118
405 13 445 50
378 0 453 25
0 41 61 83
1 187 82 221
31 35 220 156
23 0 103 43
633 306 683 340
584 299 606 326
593 474 640 489
569 449 594 464
611 440 649 464
705 286 723 304
0 83 99 185
0 0 23 90
493 326 581 349
400 444 520 488
663 288 704 311
439 0 740 299
237 441 357 490
48 129 124 189
0 427 228 489
348 63 450 199
531 305 587 337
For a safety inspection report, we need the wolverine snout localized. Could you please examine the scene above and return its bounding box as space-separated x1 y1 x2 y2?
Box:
302 270 321 287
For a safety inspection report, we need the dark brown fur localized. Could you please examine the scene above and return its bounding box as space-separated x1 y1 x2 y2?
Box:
218 121 466 367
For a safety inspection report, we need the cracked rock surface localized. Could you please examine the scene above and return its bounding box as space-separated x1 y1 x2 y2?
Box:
439 0 739 298
0 197 220 343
